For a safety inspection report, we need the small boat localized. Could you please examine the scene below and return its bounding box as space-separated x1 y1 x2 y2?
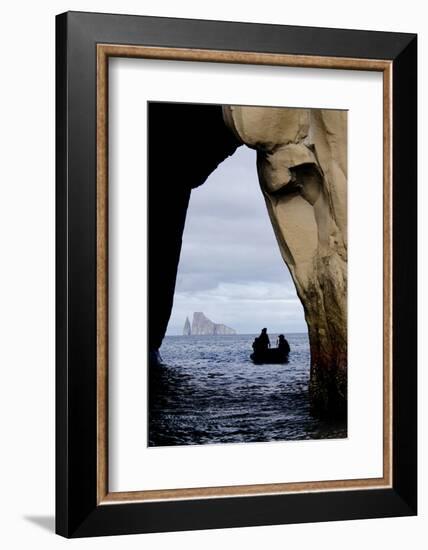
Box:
250 347 289 365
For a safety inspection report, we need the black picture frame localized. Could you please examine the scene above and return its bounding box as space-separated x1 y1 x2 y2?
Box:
56 10 417 538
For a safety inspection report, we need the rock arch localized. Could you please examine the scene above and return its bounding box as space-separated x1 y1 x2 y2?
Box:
148 102 347 419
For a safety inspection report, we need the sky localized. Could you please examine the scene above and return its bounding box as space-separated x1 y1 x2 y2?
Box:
166 145 307 335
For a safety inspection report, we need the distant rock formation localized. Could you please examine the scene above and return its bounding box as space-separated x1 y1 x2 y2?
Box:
183 316 191 336
183 312 236 335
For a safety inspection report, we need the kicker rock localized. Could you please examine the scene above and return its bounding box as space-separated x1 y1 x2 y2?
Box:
190 312 236 335
223 106 347 418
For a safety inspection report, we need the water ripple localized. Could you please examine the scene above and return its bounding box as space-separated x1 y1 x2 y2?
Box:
149 334 346 446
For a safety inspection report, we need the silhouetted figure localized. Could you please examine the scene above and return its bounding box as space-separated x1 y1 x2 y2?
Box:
277 334 290 355
252 336 262 354
258 328 270 351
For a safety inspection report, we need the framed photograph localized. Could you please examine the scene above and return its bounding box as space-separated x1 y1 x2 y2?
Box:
56 11 417 537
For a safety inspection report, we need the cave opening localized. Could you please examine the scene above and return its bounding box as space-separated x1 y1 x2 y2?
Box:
165 144 307 341
147 102 347 445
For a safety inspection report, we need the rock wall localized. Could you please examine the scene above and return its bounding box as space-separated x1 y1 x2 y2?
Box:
224 106 347 418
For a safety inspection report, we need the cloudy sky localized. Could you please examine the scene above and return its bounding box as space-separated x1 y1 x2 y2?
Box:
166 145 306 335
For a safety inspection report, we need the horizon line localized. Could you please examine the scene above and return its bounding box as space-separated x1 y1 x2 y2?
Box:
165 331 308 336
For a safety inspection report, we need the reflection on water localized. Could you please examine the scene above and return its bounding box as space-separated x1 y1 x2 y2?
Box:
149 334 347 446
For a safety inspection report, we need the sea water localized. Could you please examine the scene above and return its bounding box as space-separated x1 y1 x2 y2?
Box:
149 333 346 446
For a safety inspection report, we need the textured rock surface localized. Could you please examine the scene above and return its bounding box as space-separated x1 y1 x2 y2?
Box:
190 312 236 335
224 106 347 418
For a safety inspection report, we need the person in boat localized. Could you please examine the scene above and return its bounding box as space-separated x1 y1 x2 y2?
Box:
277 334 290 355
258 328 270 351
252 336 261 353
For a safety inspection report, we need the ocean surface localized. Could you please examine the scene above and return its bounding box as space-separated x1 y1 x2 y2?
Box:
149 334 347 446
